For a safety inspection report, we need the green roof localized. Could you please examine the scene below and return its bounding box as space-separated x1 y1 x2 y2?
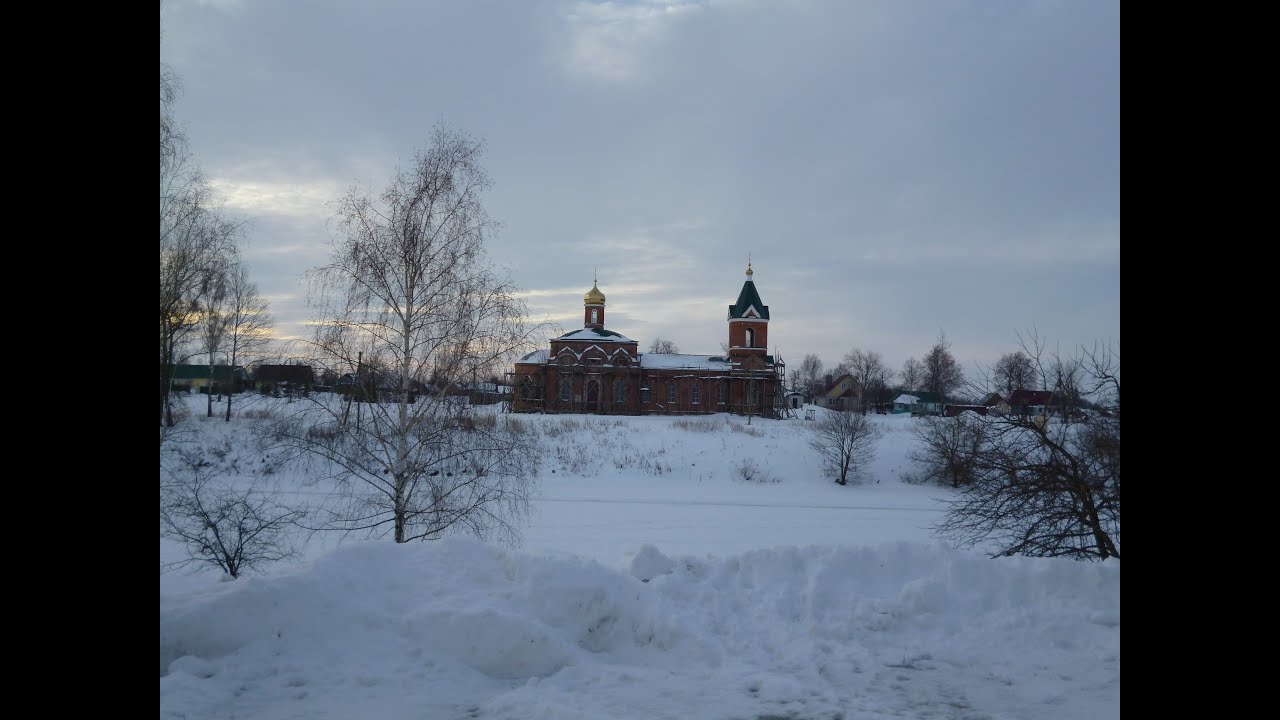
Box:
727 279 769 320
167 365 247 381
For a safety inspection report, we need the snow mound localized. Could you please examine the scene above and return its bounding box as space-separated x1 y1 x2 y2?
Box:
627 544 675 581
160 538 1120 719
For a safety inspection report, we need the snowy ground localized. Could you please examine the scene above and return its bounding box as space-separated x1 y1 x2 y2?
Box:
160 395 1119 719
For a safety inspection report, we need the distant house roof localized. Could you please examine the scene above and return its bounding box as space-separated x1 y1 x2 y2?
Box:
727 279 770 320
462 381 510 394
821 374 857 398
980 392 1005 406
254 365 315 384
167 365 247 382
337 370 425 391
1008 389 1054 406
555 328 635 343
895 391 943 405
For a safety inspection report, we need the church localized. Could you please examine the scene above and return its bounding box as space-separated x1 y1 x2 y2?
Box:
509 263 784 417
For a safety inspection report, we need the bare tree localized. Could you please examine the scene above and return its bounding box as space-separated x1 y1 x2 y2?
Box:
1049 355 1085 421
909 414 987 487
160 448 302 579
993 351 1037 395
648 337 680 354
922 331 964 400
222 264 274 421
795 353 823 396
809 409 883 485
159 63 239 426
1080 340 1120 415
843 348 891 414
933 339 1119 560
160 60 181 171
899 356 925 393
201 274 230 418
283 123 540 544
829 360 852 381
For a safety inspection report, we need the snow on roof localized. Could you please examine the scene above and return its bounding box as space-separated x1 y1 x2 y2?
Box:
894 394 920 404
640 354 733 370
517 349 549 364
555 328 635 342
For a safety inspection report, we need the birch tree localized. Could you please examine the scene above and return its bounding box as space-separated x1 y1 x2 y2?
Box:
286 123 539 544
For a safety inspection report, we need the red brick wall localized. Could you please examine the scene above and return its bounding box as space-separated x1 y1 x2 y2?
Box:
728 321 768 352
512 363 778 417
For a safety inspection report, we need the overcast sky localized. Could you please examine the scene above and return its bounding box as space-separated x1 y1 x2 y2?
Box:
162 0 1119 383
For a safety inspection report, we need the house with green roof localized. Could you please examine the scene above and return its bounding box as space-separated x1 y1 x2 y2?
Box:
892 391 944 416
165 365 250 393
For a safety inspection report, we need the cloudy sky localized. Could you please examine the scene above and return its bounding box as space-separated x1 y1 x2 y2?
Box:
162 0 1119 383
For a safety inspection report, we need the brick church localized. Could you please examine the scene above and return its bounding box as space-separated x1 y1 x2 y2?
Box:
509 263 784 417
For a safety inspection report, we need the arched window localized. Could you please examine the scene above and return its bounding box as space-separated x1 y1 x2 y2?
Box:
560 378 572 402
691 381 701 405
745 327 755 348
521 377 535 400
591 308 598 324
717 382 727 404
666 381 676 404
614 380 626 405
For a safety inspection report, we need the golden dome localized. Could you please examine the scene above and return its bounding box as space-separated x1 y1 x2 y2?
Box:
584 281 606 305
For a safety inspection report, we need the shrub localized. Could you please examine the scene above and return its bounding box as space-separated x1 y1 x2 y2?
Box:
733 457 778 484
674 417 719 433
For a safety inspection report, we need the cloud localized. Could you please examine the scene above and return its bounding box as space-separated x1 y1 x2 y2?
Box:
561 0 708 82
208 177 341 218
164 0 1118 375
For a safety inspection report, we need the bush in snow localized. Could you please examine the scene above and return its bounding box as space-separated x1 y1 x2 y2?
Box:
809 409 881 485
673 417 719 433
909 413 987 487
160 447 303 578
733 457 778 484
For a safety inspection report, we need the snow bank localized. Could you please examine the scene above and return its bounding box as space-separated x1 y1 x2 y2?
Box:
160 538 1119 719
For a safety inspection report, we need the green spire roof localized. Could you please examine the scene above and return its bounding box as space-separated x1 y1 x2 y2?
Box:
728 279 769 320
